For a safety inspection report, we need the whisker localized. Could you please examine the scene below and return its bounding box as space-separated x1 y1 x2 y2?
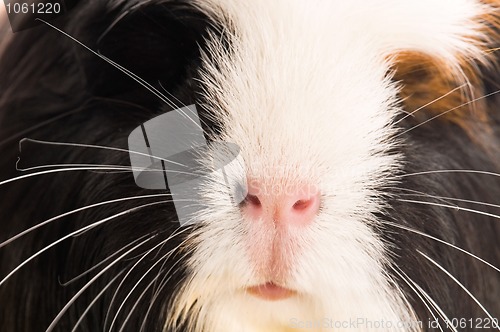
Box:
19 138 187 167
118 269 166 332
393 84 466 126
149 236 180 298
396 89 500 137
0 167 128 187
45 235 157 332
398 267 458 332
396 188 460 207
396 169 500 178
121 249 194 332
16 163 132 172
138 233 199 330
103 226 191 329
139 270 171 332
157 80 212 131
35 19 182 113
70 270 126 332
0 201 170 287
15 162 203 178
123 246 195 332
390 266 444 332
107 235 194 332
101 56 185 114
0 193 172 248
35 19 206 146
137 249 195 332
409 282 457 332
381 220 500 273
418 250 499 329
397 199 500 220
60 235 151 286
31 19 205 150
158 80 187 109
398 190 500 210
0 164 216 190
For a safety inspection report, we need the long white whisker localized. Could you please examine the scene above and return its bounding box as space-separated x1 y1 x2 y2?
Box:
137 233 195 331
396 267 458 332
17 163 132 172
397 199 500 220
17 162 208 178
60 235 150 286
35 19 183 113
139 272 171 332
418 250 499 329
122 245 195 332
45 235 157 332
396 188 460 208
0 167 134 187
108 234 195 332
124 250 194 332
397 169 500 178
0 165 215 189
19 138 186 167
393 84 466 126
410 282 457 332
0 193 172 248
96 55 203 132
381 221 500 273
15 162 206 179
70 270 126 332
0 201 170 287
398 190 500 210
390 266 444 332
103 226 191 329
118 270 165 332
158 80 187 109
396 89 500 137
157 80 211 131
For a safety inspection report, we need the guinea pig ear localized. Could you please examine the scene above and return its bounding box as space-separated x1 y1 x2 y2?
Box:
385 0 499 141
80 1 215 107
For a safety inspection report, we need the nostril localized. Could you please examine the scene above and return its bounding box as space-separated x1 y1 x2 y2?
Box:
245 194 262 207
241 179 321 226
292 199 312 211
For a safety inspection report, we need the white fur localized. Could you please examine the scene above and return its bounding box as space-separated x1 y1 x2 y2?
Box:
163 0 491 331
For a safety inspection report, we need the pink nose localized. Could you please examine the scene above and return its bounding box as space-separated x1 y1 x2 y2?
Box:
241 180 321 226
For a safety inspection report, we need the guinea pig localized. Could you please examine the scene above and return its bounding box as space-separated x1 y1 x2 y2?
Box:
0 0 499 331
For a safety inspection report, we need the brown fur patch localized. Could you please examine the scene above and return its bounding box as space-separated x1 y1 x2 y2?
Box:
392 1 500 143
392 52 490 137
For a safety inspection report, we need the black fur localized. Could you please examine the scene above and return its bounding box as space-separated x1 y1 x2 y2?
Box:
0 1 219 331
0 1 499 331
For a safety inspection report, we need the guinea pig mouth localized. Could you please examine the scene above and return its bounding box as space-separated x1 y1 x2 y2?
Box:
245 282 297 301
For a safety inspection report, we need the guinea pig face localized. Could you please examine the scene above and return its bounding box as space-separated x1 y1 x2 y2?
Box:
178 3 406 330
0 0 499 331
171 1 499 330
